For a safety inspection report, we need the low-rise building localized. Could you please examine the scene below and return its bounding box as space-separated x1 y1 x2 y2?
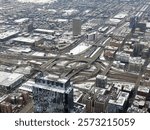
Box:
0 71 24 91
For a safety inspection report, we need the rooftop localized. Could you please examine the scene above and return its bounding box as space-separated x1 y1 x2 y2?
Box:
34 29 55 34
138 86 150 94
129 57 145 65
19 80 35 92
13 37 40 44
0 31 19 40
33 83 70 94
114 13 128 19
96 75 107 80
14 18 29 24
109 97 126 106
0 71 24 87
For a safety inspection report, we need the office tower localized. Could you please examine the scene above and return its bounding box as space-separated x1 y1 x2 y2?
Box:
128 57 145 73
137 22 146 32
96 75 107 88
73 18 81 36
27 22 34 33
133 42 144 57
129 16 138 32
94 95 108 113
33 73 74 113
87 32 97 41
82 94 93 113
107 91 129 113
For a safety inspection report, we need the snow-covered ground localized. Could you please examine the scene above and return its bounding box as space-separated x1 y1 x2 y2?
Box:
86 65 97 71
32 52 45 57
68 42 91 55
57 61 68 67
74 82 94 91
17 0 57 3
90 47 100 58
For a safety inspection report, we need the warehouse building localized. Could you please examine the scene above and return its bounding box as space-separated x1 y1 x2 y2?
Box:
34 29 55 35
12 36 43 46
0 31 19 42
0 71 24 91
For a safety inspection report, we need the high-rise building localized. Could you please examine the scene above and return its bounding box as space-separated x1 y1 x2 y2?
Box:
129 16 138 29
82 94 93 113
133 42 144 57
107 91 129 113
137 22 146 32
33 73 74 113
96 75 107 88
128 57 145 73
94 94 108 113
73 18 81 36
27 22 34 33
87 32 97 41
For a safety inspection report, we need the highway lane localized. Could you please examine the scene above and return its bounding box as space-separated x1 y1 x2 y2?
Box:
0 1 144 85
64 37 111 79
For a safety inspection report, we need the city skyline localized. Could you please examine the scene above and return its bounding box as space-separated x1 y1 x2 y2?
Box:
0 0 150 113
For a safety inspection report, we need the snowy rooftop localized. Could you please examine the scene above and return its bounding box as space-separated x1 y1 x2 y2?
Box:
0 31 19 40
0 71 24 87
114 13 128 19
14 18 29 23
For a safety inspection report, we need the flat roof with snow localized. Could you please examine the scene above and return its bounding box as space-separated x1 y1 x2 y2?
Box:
0 31 19 40
8 47 31 53
13 37 41 44
14 18 29 24
0 71 24 87
114 13 128 19
34 29 55 34
107 19 121 25
68 42 91 55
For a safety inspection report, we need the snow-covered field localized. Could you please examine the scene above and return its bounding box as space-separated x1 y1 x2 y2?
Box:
17 0 57 3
